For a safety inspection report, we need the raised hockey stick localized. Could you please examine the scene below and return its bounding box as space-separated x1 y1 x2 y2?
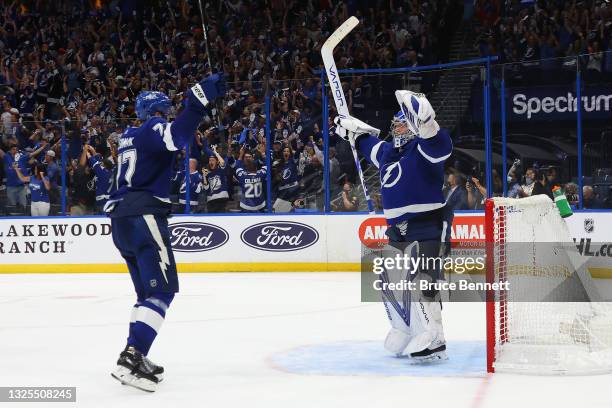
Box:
321 16 375 214
196 0 223 129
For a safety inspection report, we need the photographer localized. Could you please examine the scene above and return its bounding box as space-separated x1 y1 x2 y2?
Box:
331 181 360 212
532 168 554 199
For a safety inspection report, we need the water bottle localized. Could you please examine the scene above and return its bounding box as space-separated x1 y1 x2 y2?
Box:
552 186 573 218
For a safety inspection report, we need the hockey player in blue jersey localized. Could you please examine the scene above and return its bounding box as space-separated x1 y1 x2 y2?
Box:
234 145 267 212
334 90 452 362
105 73 225 392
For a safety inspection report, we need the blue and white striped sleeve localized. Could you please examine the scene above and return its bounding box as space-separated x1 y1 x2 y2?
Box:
416 128 453 164
356 135 392 169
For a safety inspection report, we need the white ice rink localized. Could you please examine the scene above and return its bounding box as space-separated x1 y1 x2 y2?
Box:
1 272 611 408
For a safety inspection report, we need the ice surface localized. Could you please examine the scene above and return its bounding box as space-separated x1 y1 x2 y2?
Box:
1 273 611 408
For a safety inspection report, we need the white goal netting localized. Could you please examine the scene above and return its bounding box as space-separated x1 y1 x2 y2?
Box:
486 195 612 374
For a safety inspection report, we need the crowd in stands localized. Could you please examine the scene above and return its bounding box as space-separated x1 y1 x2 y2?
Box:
473 0 612 84
444 162 611 211
1 0 608 216
0 0 460 215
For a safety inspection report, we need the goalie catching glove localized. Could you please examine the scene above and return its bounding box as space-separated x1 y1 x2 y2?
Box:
334 116 380 142
394 90 440 139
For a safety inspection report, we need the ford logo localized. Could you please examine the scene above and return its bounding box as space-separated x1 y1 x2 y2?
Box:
241 221 319 252
169 222 229 252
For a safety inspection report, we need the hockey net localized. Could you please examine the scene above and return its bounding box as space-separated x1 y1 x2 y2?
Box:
485 195 612 374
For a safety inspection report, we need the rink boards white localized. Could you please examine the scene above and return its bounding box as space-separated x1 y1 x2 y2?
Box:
0 211 610 275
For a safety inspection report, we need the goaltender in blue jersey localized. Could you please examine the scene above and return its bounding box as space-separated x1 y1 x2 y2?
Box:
334 90 452 364
105 74 225 392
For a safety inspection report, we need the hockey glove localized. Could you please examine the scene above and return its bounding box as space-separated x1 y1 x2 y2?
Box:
189 73 226 111
333 116 380 143
394 90 440 139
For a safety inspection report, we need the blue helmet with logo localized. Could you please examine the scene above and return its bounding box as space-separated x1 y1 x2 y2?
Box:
135 91 172 120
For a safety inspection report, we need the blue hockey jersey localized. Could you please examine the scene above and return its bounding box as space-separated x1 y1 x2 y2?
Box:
357 129 452 225
178 171 204 206
205 165 229 202
235 160 267 211
29 177 49 203
277 158 299 200
106 104 206 217
89 155 112 205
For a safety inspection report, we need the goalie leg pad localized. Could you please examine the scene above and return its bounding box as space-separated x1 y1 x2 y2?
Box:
404 298 446 354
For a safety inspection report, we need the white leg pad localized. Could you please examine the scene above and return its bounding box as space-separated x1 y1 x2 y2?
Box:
384 327 412 356
404 300 446 354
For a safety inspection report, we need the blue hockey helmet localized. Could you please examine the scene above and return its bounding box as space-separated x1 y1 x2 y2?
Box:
135 91 172 120
390 110 415 148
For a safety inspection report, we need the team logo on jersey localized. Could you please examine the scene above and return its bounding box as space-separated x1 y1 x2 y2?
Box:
169 222 229 252
241 221 319 251
381 162 402 188
282 168 292 180
209 175 222 191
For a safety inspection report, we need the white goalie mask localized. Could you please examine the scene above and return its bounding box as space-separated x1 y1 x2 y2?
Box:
394 90 439 140
390 110 415 148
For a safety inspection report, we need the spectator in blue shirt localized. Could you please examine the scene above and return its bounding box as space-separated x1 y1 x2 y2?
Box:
0 142 46 208
14 163 51 216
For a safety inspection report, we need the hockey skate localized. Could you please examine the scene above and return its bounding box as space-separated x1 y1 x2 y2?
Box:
410 344 448 363
111 346 163 392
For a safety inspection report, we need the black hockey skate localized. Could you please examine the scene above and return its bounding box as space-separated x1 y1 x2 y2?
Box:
111 346 163 392
410 344 448 363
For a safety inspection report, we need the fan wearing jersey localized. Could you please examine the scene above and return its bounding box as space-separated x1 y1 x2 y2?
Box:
273 146 300 212
84 145 113 213
235 145 267 212
334 91 452 363
202 144 229 213
177 158 204 211
105 73 225 392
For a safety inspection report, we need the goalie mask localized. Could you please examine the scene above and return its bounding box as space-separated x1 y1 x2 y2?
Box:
390 110 416 148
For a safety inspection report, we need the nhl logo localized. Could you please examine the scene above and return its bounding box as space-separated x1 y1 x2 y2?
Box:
150 279 158 288
584 218 594 234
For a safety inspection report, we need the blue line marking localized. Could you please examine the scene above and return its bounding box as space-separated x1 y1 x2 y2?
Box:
271 340 486 377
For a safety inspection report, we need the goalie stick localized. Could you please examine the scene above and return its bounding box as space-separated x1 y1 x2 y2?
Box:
321 16 375 214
